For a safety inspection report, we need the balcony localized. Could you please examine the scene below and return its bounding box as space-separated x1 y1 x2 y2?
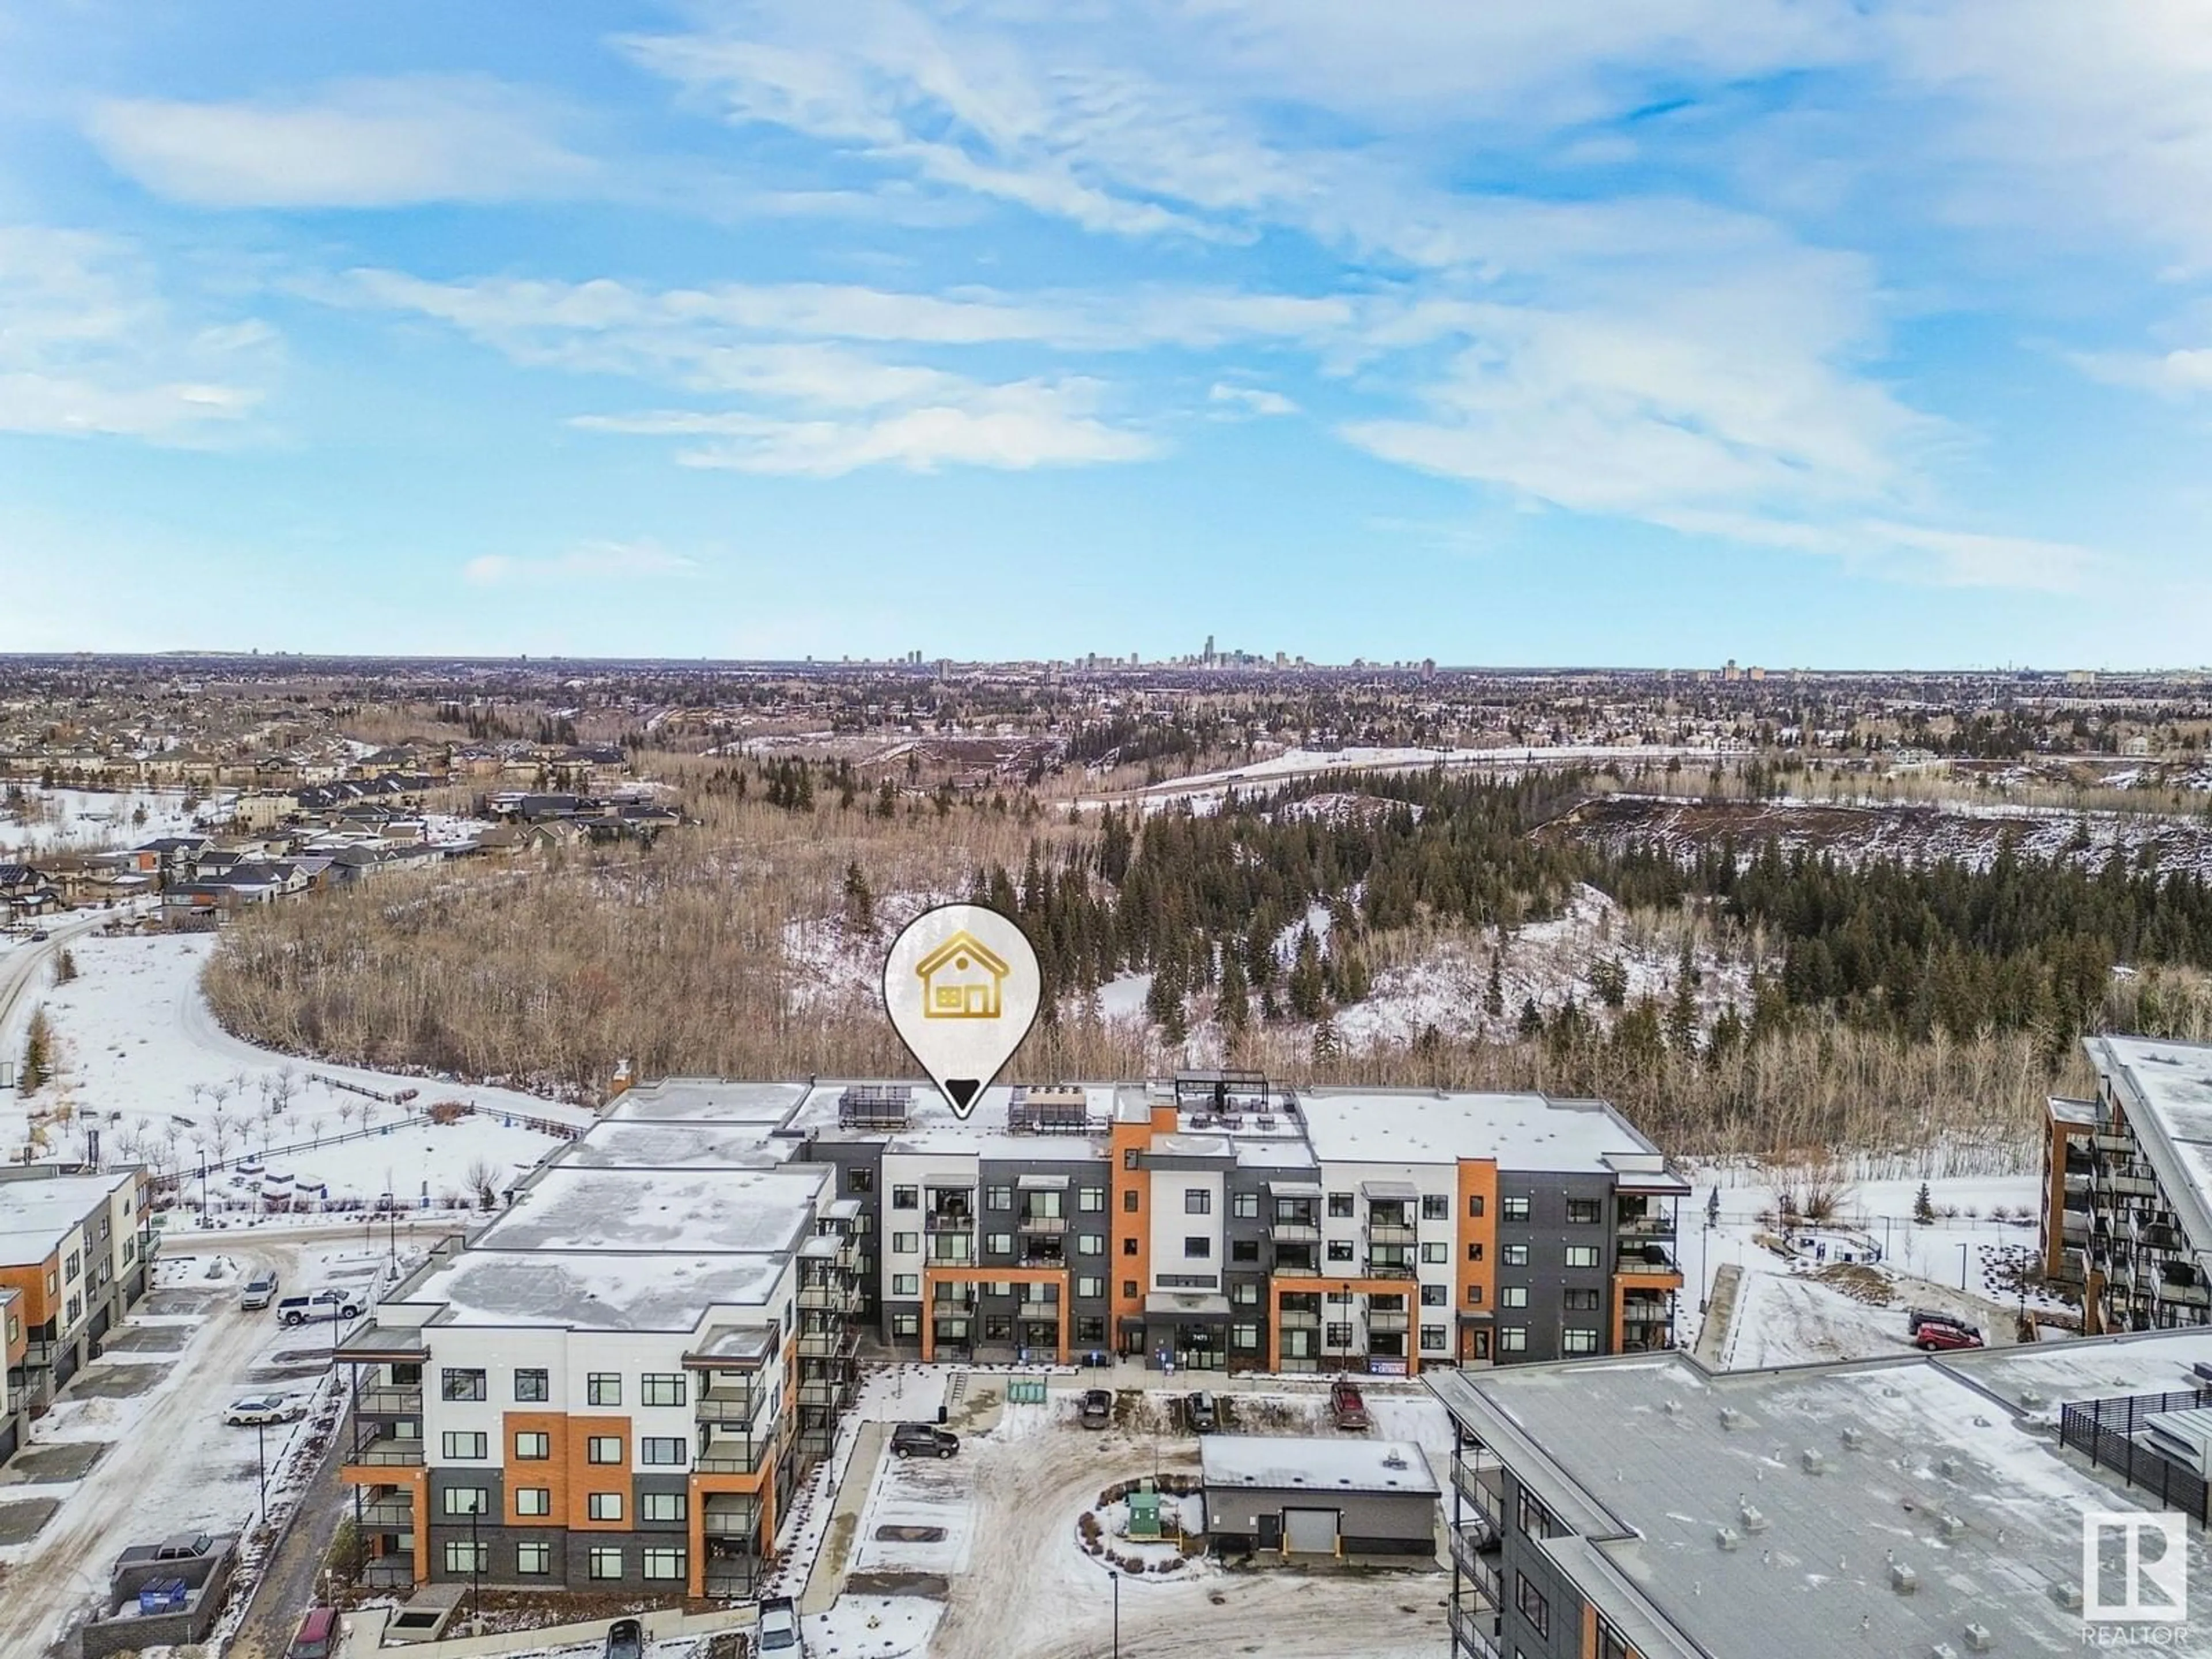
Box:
358 1492 416 1528
797 1378 850 1410
926 1211 976 1234
354 1386 423 1416
362 1558 417 1590
1017 1213 1067 1236
1270 1217 1321 1244
702 1497 761 1537
346 1432 424 1467
1366 1307 1411 1335
1363 1259 1418 1281
1616 1212 1677 1240
1277 1306 1320 1330
1272 1253 1320 1277
1452 1450 1506 1527
798 1282 862 1314
1447 1596 1503 1659
1618 1247 1679 1277
695 1388 764 1426
696 1434 774 1475
927 1241 978 1267
1367 1221 1419 1247
1448 1520 1502 1584
21 1340 55 1370
798 1325 859 1360
835 1237 863 1271
1016 1300 1061 1321
2107 1171 2161 1200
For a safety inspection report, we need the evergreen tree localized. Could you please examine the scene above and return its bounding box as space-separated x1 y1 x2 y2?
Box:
1705 1187 1721 1229
1665 969 1700 1056
1914 1181 1936 1225
1483 952 1505 1020
1516 997 1544 1039
1217 953 1250 1032
20 1009 51 1094
1311 1017 1341 1067
842 861 873 933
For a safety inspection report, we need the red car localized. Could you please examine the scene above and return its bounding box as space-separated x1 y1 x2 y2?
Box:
1910 1316 1984 1352
1330 1379 1372 1429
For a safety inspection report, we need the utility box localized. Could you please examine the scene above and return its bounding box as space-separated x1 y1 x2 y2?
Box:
1127 1480 1162 1541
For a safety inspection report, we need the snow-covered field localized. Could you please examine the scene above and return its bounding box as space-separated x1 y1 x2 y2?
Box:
2 933 593 1209
0 785 229 855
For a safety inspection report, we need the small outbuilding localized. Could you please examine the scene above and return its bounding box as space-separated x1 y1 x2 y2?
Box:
1202 1436 1440 1559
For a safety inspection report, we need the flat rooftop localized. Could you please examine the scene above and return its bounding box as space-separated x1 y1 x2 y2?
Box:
604 1078 809 1124
784 1080 1116 1162
0 1169 134 1266
1296 1088 1673 1177
478 1165 828 1255
411 1248 787 1332
1429 1339 2207 1659
1202 1435 1440 1497
2089 1034 2212 1251
556 1120 796 1171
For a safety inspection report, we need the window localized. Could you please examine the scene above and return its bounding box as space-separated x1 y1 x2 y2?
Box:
589 1492 626 1521
1185 1189 1212 1214
1465 1285 1484 1306
1232 1323 1260 1351
588 1546 624 1581
1124 1149 1140 1171
65 1251 80 1281
1327 1239 1355 1263
1471 1330 1491 1360
445 1539 488 1573
1123 1237 1139 1256
442 1487 488 1517
1122 1280 1138 1299
1566 1198 1601 1224
984 1314 1013 1341
1421 1283 1447 1306
1079 1185 1105 1213
1466 1242 1484 1262
892 1232 919 1254
1597 1619 1635 1659
587 1435 623 1464
1501 1195 1531 1222
1516 1573 1551 1638
1230 1238 1260 1263
1422 1193 1450 1221
1499 1286 1528 1308
643 1546 686 1581
848 1167 873 1192
1325 1322 1354 1347
441 1368 487 1402
987 1233 1013 1256
1077 1233 1104 1256
1123 1188 1140 1211
1421 1241 1449 1264
1565 1245 1600 1270
1517 1488 1550 1536
1075 1316 1106 1342
441 1431 488 1460
1562 1328 1600 1354
1467 1194 1485 1218
1073 1275 1102 1299
514 1430 550 1460
1156 1273 1218 1290
1499 1327 1528 1353
1421 1324 1448 1350
892 1185 918 1209
642 1491 687 1522
1233 1191 1259 1219
987 1185 1013 1211
516 1487 551 1517
1501 1244 1529 1267
588 1373 622 1407
513 1368 549 1402
891 1312 919 1338
1184 1236 1211 1259
516 1541 552 1575
642 1437 686 1466
66 1294 80 1324
1563 1287 1601 1312
1233 1281 1260 1305
1327 1192 1355 1218
642 1373 685 1407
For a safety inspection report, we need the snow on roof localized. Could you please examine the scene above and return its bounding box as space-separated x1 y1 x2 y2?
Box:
0 1170 135 1264
1296 1088 1666 1175
606 1078 809 1124
479 1166 828 1255
412 1248 787 1332
784 1080 1115 1162
1201 1435 1439 1497
1429 1339 2207 1659
2089 1035 2212 1253
558 1120 796 1171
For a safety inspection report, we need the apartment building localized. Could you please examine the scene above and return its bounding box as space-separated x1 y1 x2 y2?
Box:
0 1165 156 1453
335 1071 1680 1597
1427 1330 2212 1659
2041 1034 2212 1334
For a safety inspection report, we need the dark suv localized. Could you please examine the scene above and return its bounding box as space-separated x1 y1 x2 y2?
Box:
891 1422 960 1459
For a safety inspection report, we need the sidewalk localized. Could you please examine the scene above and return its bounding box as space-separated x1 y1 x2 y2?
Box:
801 1419 887 1615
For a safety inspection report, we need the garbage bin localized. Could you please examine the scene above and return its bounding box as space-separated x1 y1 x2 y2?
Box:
937 1406 948 1425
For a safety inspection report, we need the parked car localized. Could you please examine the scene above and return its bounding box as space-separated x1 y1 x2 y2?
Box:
288 1607 340 1659
1911 1317 1984 1352
30 930 49 942
240 1271 281 1310
1186 1391 1218 1432
1330 1378 1372 1430
757 1595 802 1654
891 1422 960 1459
224 1393 302 1426
275 1290 364 1327
1080 1387 1113 1429
604 1616 645 1659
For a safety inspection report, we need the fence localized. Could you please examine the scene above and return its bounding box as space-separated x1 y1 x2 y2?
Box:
2058 1387 2212 1525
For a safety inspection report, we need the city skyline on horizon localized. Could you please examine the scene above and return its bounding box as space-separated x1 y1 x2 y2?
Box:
6 4 2212 667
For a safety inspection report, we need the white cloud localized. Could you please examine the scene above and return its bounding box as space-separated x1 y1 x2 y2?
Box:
0 225 267 440
86 75 594 208
1208 382 1298 418
463 541 699 587
2070 345 2212 398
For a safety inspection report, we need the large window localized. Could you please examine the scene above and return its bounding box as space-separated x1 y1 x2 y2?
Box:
1184 1236 1211 1259
516 1541 552 1575
892 1273 920 1296
891 1185 918 1209
441 1487 488 1517
445 1539 487 1574
987 1233 1013 1256
1501 1196 1531 1222
587 1373 622 1407
514 1431 550 1460
1563 1287 1601 1312
441 1369 486 1402
1327 1239 1355 1262
513 1368 549 1402
891 1312 919 1338
1079 1186 1105 1213
1233 1191 1259 1219
1562 1328 1600 1354
1077 1276 1104 1299
643 1546 686 1581
1501 1244 1529 1267
1565 1245 1600 1270
642 1437 687 1466
1422 1194 1450 1221
642 1373 686 1407
589 1492 626 1521
1325 1321 1354 1347
1498 1327 1528 1353
1077 1233 1104 1256
441 1431 488 1460
1184 1189 1212 1215
1421 1241 1449 1263
1230 1238 1260 1263
1421 1283 1447 1306
1515 1573 1551 1638
587 1435 623 1464
1499 1286 1528 1308
1232 1323 1260 1350
516 1487 551 1517
1421 1325 1448 1350
1327 1192 1354 1218
987 1185 1013 1211
1566 1198 1601 1224
588 1546 624 1581
642 1492 687 1522
892 1232 919 1255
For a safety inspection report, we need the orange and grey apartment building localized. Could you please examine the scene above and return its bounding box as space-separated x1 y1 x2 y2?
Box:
335 1073 1683 1598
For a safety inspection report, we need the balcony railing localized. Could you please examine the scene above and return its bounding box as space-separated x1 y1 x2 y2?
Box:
359 1495 415 1527
926 1212 976 1233
1617 1251 1679 1276
1616 1214 1677 1240
927 1242 977 1266
354 1387 424 1416
702 1500 761 1537
1277 1306 1320 1329
1366 1309 1410 1334
346 1435 425 1467
1363 1260 1417 1280
1452 1451 1506 1527
362 1558 416 1590
1447 1596 1503 1659
1272 1257 1320 1277
696 1389 764 1426
1017 1213 1067 1235
798 1327 859 1359
798 1283 862 1314
696 1436 772 1475
1268 1220 1321 1243
798 1378 849 1409
1447 1522 1502 1585
1367 1222 1419 1246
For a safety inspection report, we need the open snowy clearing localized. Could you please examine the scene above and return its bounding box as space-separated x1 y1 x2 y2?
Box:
3 934 593 1209
0 785 230 857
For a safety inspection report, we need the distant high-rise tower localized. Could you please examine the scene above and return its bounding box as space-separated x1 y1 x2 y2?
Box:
1203 634 1217 666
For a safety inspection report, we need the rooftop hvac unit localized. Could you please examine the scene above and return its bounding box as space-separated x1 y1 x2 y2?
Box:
1007 1085 1090 1134
838 1084 912 1130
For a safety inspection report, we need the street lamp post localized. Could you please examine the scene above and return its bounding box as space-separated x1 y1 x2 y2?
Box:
471 1504 482 1623
1959 1243 1970 1292
1110 1567 1119 1659
256 1421 268 1523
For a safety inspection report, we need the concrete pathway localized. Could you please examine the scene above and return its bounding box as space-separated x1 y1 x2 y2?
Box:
1694 1263 1744 1366
801 1419 887 1615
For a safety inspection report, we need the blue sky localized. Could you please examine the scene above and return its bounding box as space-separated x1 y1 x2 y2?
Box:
5 1 2212 666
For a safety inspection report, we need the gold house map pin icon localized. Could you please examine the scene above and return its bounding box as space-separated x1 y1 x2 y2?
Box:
884 904 1041 1118
915 930 1011 1020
